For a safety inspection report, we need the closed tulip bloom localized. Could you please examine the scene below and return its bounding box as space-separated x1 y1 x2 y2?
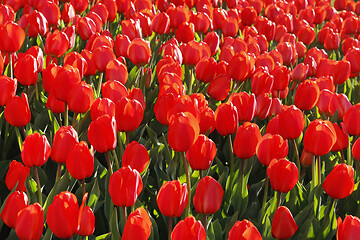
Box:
234 122 261 159
186 135 216 170
251 70 274 96
0 21 25 53
115 97 144 132
172 216 206 240
267 158 298 193
122 141 149 173
105 59 128 84
193 176 224 215
228 92 256 123
102 80 128 103
53 65 81 103
278 105 305 140
51 126 78 164
109 166 143 207
337 215 360 240
0 75 17 106
93 46 116 72
123 207 152 240
77 206 95 237
207 74 231 101
66 141 94 180
331 123 349 152
199 106 215 134
215 102 238 136
256 134 289 166
5 160 30 192
255 93 272 120
323 164 354 199
271 206 298 240
90 98 115 121
157 180 188 217
294 80 320 111
15 203 44 240
14 54 37 86
227 52 253 82
228 219 263 240
68 82 94 114
45 30 70 58
21 133 51 167
168 112 200 152
195 57 217 83
303 119 336 156
4 93 31 127
46 191 79 239
88 114 117 153
128 38 151 66
151 12 170 34
1 191 28 228
343 103 360 136
352 138 360 161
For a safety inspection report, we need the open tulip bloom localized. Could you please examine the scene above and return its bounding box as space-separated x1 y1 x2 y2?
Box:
2 1 360 239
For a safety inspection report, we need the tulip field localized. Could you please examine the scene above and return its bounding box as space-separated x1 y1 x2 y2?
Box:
2 0 360 239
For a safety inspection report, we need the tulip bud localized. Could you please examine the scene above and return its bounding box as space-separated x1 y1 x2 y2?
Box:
323 164 354 199
228 219 262 240
256 133 289 166
171 216 206 240
1 191 29 228
234 122 261 159
21 132 51 167
157 180 188 217
122 207 152 240
4 93 31 127
122 141 149 173
215 102 238 136
337 215 360 240
77 206 95 237
66 141 94 180
267 158 299 193
271 206 298 239
15 203 44 240
5 160 30 192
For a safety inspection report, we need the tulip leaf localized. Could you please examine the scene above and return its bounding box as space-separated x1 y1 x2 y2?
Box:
88 178 100 210
95 233 111 240
149 215 160 240
110 207 120 240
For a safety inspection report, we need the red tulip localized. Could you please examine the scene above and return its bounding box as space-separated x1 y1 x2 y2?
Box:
343 103 360 136
90 98 116 121
105 59 128 84
291 63 309 83
256 133 289 166
227 52 253 82
215 102 238 136
251 70 274 96
294 80 320 111
15 203 44 240
352 137 360 161
267 158 298 193
61 2 75 24
195 57 217 83
45 30 70 58
68 82 94 113
303 119 336 156
228 219 263 240
5 160 30 192
186 135 216 170
46 191 80 239
0 75 17 106
39 0 59 27
171 216 206 240
1 191 28 228
323 164 354 199
207 74 231 101
102 80 128 103
53 65 81 103
271 206 298 240
168 112 200 152
109 166 143 207
157 180 188 217
122 207 152 240
76 17 96 41
14 54 37 86
122 141 149 173
4 93 31 127
0 21 25 53
255 93 272 120
77 206 95 237
193 176 224 215
331 123 349 152
21 133 51 167
278 105 305 140
127 38 151 66
199 106 215 134
51 126 78 164
234 122 261 159
115 97 144 132
151 12 170 34
203 31 219 56
337 215 360 240
228 92 256 123
66 141 94 180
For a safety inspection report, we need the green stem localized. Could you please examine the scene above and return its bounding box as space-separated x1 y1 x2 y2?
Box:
340 150 345 163
64 103 69 126
168 217 172 240
292 138 301 176
316 198 336 239
82 179 86 197
311 157 316 190
9 53 13 79
181 151 191 217
317 155 321 185
112 149 120 170
260 175 269 222
225 135 235 209
202 214 207 234
105 151 113 175
122 206 127 225
276 191 282 209
34 167 43 206
14 127 23 151
35 83 39 101
55 163 62 182
96 72 104 98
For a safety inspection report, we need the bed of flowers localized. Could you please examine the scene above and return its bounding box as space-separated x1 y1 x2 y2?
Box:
1 0 360 239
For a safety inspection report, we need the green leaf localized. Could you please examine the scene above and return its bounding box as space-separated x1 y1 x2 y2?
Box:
95 233 111 240
110 207 120 240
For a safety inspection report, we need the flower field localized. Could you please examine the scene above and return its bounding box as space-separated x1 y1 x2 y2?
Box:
1 0 360 239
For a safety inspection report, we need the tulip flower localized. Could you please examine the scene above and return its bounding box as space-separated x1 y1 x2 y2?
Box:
195 57 217 83
303 119 336 156
271 206 298 239
0 75 17 106
45 30 70 58
186 135 216 171
323 164 354 199
122 141 149 173
15 203 44 240
67 82 94 114
21 133 51 167
102 80 128 103
0 21 25 53
233 122 261 159
4 93 31 127
256 134 289 166
331 123 349 153
46 191 80 239
343 103 360 136
127 38 151 66
109 166 143 207
77 206 95 237
199 106 215 134
337 215 360 240
5 160 30 192
171 216 206 240
66 141 94 180
228 219 263 240
1 191 29 228
88 115 117 153
105 59 128 84
227 52 253 82
228 92 256 123
93 46 116 72
115 97 144 132
207 74 231 101
123 207 152 240
255 93 272 120
53 65 81 103
151 12 170 34
294 80 320 111
51 126 79 164
267 158 299 193
352 137 360 161
215 102 238 136
157 180 188 217
14 54 38 86
193 176 224 215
